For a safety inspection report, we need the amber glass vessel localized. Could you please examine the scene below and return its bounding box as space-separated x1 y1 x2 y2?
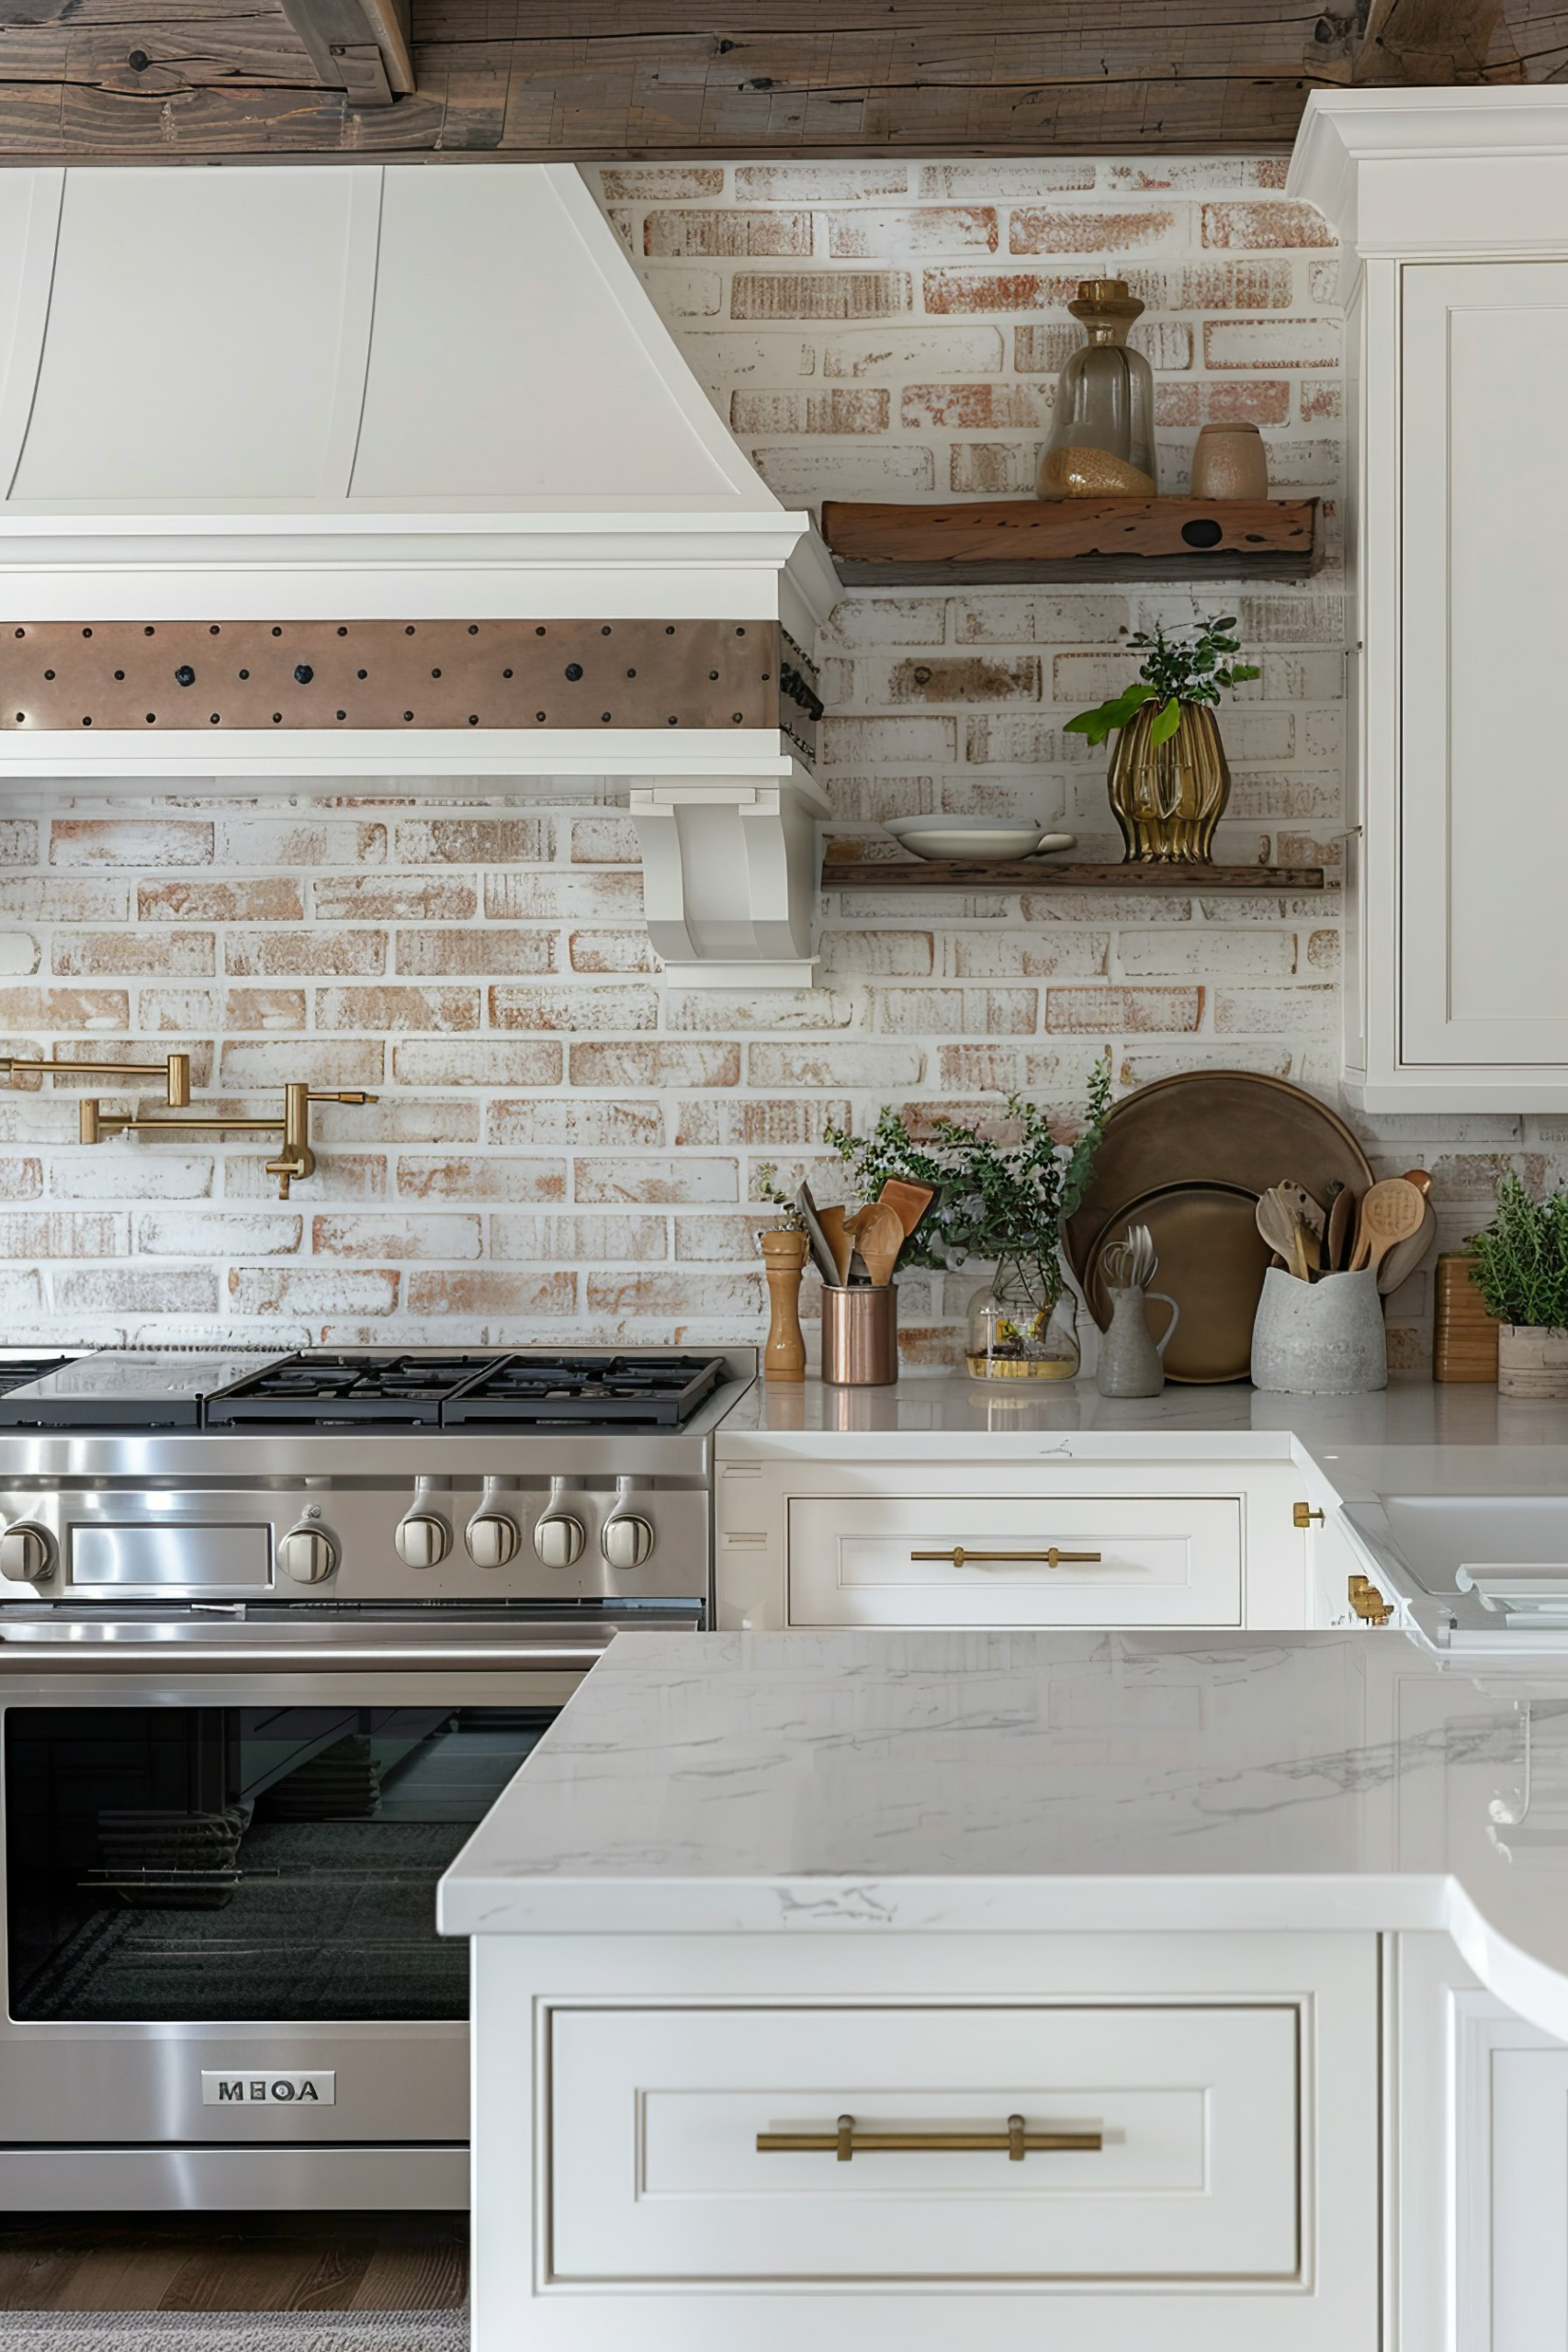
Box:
1036 279 1156 499
1106 699 1231 865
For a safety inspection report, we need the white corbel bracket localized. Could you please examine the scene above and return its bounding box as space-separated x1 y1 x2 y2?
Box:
628 762 830 989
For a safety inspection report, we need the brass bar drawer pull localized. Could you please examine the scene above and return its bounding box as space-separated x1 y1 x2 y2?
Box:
756 2113 1103 2162
910 1546 1103 1569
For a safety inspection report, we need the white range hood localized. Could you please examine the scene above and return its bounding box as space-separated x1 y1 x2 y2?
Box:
0 163 836 985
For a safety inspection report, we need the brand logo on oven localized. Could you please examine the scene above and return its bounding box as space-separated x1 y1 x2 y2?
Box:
200 2070 336 2107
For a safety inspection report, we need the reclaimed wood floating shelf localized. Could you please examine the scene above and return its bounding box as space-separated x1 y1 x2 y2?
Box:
820 497 1321 585
823 856 1328 893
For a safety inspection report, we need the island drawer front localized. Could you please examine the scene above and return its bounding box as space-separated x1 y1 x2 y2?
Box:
785 1495 1243 1627
548 2002 1299 2283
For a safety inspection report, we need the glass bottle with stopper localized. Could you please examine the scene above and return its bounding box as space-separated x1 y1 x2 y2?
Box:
1036 278 1156 499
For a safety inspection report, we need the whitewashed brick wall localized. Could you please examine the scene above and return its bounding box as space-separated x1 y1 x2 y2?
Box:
0 159 1538 1369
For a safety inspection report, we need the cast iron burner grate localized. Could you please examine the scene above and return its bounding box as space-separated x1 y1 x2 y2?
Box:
439 1353 725 1429
202 1353 506 1429
201 1351 727 1430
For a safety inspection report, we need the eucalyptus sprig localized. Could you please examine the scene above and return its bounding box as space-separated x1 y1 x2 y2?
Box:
1065 614 1260 751
823 1057 1112 1288
1471 1175 1568 1330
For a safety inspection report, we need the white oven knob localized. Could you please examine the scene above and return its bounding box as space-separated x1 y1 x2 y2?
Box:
602 1514 655 1571
0 1523 54 1582
395 1513 451 1569
534 1512 585 1570
467 1512 520 1569
278 1526 336 1585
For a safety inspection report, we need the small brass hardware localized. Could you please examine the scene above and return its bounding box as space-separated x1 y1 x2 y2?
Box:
0 1051 190 1108
78 1080 378 1199
1293 1503 1325 1530
757 2113 1103 2161
911 1547 1102 1569
1348 1573 1393 1626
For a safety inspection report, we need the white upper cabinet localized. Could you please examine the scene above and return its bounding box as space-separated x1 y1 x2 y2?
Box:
1292 92 1568 1109
1401 261 1568 1082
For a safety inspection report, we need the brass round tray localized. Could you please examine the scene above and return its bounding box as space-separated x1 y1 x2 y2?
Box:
1066 1069 1373 1296
1082 1179 1273 1386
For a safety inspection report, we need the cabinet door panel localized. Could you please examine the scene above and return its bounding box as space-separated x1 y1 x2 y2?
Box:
786 1494 1242 1627
1402 262 1568 1069
549 2002 1300 2283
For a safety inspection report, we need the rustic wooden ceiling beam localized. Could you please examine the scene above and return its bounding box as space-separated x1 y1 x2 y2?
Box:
1353 0 1515 82
0 0 1563 157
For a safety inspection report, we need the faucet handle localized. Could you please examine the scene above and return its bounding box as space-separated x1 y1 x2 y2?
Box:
308 1091 379 1105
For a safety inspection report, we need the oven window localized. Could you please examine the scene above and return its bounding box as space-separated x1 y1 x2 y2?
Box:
4 1704 549 2023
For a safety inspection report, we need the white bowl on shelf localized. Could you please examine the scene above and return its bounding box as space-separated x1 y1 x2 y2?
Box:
883 818 1077 864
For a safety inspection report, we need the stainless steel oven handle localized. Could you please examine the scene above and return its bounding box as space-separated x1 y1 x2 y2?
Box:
0 1637 616 1673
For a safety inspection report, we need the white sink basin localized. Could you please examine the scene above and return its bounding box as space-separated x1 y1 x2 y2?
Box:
1342 1494 1568 1650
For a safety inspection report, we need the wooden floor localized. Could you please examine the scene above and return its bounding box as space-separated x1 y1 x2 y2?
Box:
0 2212 468 2312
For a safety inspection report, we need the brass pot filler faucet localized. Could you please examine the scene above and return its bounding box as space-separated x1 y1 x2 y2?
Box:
0 1051 378 1199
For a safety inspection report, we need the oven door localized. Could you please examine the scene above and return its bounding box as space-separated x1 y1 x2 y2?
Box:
0 1613 658 2165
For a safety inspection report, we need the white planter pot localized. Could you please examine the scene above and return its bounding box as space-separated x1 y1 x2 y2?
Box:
1496 1323 1568 1399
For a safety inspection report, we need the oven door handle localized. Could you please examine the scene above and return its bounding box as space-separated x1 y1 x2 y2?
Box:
0 1635 621 1673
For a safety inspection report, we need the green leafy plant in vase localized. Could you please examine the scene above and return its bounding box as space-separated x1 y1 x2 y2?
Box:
1471 1173 1568 1397
1066 614 1259 865
825 1057 1111 1382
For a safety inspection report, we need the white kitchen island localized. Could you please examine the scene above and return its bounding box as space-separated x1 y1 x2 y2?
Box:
440 1624 1568 2352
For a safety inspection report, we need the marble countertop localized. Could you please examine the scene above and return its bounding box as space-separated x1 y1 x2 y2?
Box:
439 1625 1568 2040
717 1373 1568 1470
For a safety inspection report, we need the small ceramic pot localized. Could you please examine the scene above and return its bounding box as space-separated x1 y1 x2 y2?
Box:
1250 1267 1387 1396
1496 1324 1568 1399
1191 422 1269 500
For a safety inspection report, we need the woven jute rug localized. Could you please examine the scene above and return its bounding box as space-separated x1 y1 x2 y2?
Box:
1 2312 467 2350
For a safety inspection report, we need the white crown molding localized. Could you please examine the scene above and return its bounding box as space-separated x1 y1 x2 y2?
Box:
1291 87 1568 259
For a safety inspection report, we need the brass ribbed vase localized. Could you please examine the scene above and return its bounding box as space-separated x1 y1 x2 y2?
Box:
1106 700 1231 864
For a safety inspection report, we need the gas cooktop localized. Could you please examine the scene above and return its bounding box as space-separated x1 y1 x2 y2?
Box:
0 1349 730 1434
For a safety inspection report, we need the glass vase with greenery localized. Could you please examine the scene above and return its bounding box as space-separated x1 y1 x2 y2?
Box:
825 1057 1112 1379
1065 614 1259 865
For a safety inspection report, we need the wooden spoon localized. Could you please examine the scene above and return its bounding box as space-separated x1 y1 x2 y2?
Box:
1400 1167 1433 1199
845 1201 905 1287
817 1204 853 1288
1350 1177 1427 1278
1275 1180 1325 1239
1326 1185 1355 1274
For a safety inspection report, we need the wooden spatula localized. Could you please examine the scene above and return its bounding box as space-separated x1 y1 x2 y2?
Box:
876 1178 935 1239
1326 1185 1355 1273
845 1201 905 1287
817 1204 853 1288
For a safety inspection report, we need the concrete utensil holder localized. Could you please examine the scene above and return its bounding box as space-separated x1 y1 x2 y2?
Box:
821 1284 898 1387
1250 1266 1387 1396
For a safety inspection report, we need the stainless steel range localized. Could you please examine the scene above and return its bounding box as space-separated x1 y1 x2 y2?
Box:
0 1343 752 2212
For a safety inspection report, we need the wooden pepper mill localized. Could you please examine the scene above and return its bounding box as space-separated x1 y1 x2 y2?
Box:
760 1227 809 1381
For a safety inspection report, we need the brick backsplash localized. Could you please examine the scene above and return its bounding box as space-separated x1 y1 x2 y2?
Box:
0 159 1535 1372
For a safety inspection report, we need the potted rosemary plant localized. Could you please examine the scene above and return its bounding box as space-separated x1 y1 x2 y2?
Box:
1471 1175 1568 1397
825 1058 1111 1381
1066 614 1259 865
